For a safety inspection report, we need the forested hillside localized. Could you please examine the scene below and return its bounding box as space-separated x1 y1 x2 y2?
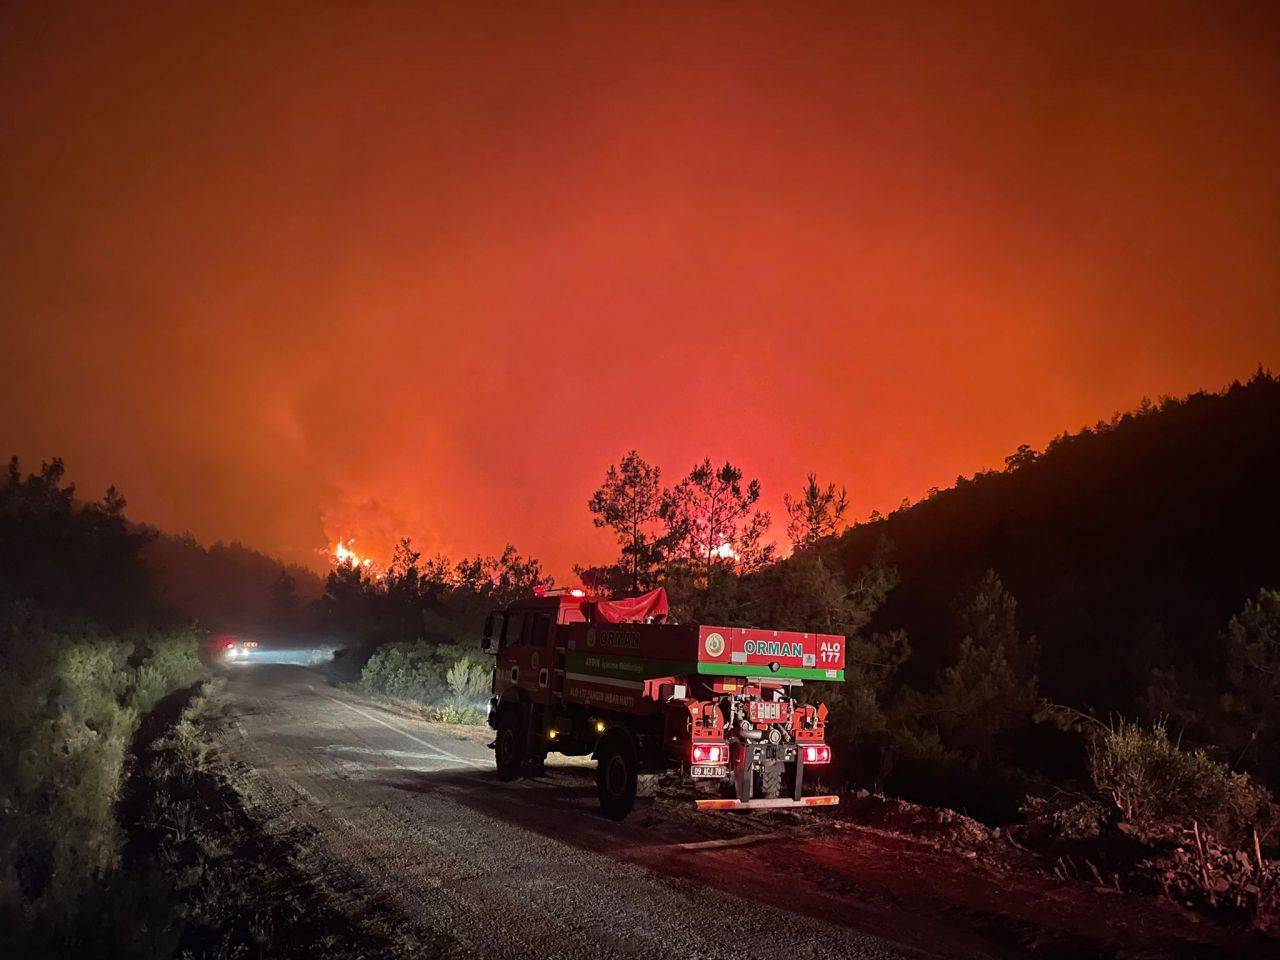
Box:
838 371 1280 717
142 533 322 637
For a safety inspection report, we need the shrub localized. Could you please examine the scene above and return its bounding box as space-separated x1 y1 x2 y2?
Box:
1020 793 1110 843
360 641 488 722
445 655 490 707
1089 719 1273 845
1019 714 1279 929
0 611 203 938
126 628 203 715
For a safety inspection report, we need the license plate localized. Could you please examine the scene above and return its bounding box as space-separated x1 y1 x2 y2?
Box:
690 765 725 778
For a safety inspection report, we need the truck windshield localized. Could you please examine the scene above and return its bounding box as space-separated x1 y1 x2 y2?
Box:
503 612 526 648
529 611 551 646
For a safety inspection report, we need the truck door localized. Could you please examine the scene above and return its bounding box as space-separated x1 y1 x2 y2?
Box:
550 600 584 697
494 610 526 699
525 610 553 704
497 607 555 705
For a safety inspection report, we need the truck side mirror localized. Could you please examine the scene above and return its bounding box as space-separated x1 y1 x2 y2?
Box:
483 613 494 639
480 634 492 653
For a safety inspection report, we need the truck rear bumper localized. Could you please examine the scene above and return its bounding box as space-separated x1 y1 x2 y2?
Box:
695 794 839 811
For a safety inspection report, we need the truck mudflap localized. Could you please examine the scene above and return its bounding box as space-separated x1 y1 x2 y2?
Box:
695 795 840 811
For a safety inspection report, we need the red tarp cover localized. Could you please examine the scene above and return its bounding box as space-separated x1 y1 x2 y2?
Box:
595 587 669 624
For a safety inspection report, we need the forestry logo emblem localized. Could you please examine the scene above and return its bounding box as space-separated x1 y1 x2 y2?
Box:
704 632 725 657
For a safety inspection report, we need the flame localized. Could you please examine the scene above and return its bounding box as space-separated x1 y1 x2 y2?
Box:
332 538 375 569
713 541 738 560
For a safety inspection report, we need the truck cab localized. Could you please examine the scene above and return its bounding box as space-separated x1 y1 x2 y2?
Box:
483 592 586 710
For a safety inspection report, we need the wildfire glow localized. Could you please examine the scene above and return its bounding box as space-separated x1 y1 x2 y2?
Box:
713 542 738 560
332 538 374 569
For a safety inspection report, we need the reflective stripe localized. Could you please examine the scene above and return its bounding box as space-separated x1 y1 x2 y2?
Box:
694 795 840 811
563 671 645 690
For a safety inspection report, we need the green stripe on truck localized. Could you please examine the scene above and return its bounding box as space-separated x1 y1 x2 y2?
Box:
564 650 843 683
696 662 845 681
564 650 694 681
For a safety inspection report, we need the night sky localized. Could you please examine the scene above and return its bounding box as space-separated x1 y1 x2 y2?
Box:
2 2 1277 576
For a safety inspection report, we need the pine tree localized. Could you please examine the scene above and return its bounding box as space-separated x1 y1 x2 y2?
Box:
913 571 1039 763
587 451 665 591
783 473 849 548
661 458 774 613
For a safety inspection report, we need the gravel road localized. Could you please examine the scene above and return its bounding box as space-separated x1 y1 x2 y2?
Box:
217 662 983 960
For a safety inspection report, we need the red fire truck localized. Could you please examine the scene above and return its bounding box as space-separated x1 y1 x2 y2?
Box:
481 587 845 819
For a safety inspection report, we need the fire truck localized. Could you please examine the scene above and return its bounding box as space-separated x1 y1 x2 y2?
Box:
481 587 845 820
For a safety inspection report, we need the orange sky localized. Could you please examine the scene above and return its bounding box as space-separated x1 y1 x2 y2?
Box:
2 2 1278 577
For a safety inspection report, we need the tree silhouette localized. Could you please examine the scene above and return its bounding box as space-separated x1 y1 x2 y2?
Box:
142 532 323 634
1223 588 1280 785
453 544 550 608
0 456 152 624
571 562 631 596
909 571 1039 764
1004 444 1039 471
783 473 849 548
384 538 423 606
268 570 305 634
587 450 665 591
661 458 773 611
320 561 376 642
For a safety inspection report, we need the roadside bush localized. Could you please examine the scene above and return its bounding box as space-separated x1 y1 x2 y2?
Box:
359 641 488 722
1020 793 1111 844
0 609 203 950
360 643 444 701
445 655 490 707
1090 719 1273 845
1020 716 1280 932
126 628 203 716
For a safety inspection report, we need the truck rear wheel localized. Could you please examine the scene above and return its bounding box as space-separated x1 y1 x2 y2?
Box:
635 773 659 799
756 764 784 800
596 734 638 820
495 708 525 781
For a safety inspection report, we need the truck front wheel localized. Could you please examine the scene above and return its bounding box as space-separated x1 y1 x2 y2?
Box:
495 708 525 781
595 733 638 820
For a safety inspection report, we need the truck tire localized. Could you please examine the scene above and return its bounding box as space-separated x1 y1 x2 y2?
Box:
596 734 638 820
635 773 659 800
756 764 784 800
494 707 525 781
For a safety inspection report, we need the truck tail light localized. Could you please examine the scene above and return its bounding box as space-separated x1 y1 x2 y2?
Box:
691 744 726 764
803 744 831 764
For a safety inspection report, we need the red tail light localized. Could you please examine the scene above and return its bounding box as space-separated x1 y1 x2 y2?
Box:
224 641 234 650
691 743 726 764
803 744 831 764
